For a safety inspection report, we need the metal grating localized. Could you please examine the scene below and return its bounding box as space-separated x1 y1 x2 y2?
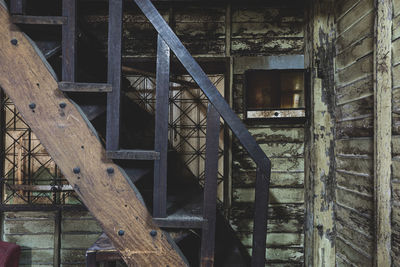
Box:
127 74 225 190
0 91 82 205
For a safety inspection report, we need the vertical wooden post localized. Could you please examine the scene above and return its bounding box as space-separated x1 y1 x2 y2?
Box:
304 0 336 266
62 0 77 82
153 34 170 218
10 0 25 15
106 0 123 151
374 0 392 266
200 104 220 267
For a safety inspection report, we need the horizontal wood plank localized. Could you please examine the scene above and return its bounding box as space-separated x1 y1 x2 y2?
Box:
11 15 67 25
58 82 112 92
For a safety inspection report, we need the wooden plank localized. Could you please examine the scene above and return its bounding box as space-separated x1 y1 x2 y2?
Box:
200 104 220 267
0 6 187 266
336 35 373 70
337 0 373 34
106 0 123 151
394 0 400 16
336 237 372 266
153 35 170 218
374 0 392 266
12 15 67 25
133 0 271 172
336 11 374 53
106 150 160 160
62 0 76 81
336 54 373 86
58 82 112 92
335 75 373 105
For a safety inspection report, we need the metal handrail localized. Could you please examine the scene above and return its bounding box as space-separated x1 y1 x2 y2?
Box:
132 0 271 266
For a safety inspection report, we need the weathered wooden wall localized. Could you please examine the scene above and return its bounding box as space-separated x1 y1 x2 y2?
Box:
2 2 306 266
334 0 375 265
229 4 305 265
392 0 400 264
2 210 102 266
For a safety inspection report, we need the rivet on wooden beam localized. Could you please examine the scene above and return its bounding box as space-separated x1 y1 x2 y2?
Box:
10 39 18 46
107 167 114 174
150 230 157 237
118 230 125 236
73 167 80 174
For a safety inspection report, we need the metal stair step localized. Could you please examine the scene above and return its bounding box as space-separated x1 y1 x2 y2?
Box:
153 214 205 229
58 82 112 93
11 15 67 25
106 149 160 160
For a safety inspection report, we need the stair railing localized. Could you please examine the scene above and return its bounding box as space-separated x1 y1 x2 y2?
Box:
8 0 271 265
132 0 271 266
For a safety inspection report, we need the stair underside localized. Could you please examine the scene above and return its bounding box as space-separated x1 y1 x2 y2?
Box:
0 3 187 266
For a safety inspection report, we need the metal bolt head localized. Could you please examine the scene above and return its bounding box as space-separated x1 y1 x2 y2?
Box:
107 167 114 174
10 39 18 46
150 230 157 237
118 230 125 236
59 102 66 109
73 167 80 174
29 103 36 109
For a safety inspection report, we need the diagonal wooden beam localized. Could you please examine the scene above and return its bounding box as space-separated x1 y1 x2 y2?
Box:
0 3 187 266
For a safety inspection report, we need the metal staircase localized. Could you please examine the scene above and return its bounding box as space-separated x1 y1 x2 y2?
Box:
3 0 272 266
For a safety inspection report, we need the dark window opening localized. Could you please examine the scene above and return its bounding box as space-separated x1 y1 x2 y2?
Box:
245 69 305 119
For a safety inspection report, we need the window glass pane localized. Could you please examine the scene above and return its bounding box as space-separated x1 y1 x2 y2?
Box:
246 70 305 110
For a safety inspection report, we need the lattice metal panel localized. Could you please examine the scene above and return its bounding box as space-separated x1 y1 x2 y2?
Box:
0 93 81 205
126 74 225 191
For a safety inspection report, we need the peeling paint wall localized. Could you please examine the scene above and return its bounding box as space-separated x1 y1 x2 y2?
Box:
229 5 305 266
334 0 375 265
2 211 102 266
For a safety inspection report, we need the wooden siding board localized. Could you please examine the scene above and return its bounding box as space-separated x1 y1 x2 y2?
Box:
393 14 400 40
335 138 373 155
336 54 373 86
336 75 373 105
336 36 373 70
336 171 373 195
336 96 374 120
336 204 374 237
336 187 373 217
336 0 361 19
336 220 374 254
336 237 373 266
395 0 400 16
337 0 374 35
336 11 374 53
